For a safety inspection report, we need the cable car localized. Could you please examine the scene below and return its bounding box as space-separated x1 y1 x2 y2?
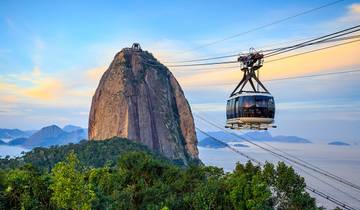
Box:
225 49 276 130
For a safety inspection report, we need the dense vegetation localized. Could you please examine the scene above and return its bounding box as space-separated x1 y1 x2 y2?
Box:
0 137 181 171
0 138 328 209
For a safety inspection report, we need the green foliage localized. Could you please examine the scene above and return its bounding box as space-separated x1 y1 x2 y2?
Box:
0 137 174 171
49 152 95 210
1 164 53 210
271 162 317 210
0 138 322 210
226 162 272 210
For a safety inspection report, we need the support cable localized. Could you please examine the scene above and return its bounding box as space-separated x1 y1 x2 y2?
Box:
163 25 360 64
160 35 360 68
194 113 360 192
195 127 357 210
179 0 346 54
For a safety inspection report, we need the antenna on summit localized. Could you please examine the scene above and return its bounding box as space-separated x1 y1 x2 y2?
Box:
132 43 142 51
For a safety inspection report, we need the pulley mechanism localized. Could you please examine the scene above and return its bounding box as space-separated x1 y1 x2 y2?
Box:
230 48 268 96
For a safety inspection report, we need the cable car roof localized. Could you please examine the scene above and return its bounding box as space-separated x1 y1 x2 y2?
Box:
229 92 273 100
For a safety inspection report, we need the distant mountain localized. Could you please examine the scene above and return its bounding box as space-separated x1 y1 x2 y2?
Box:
233 143 248 147
270 135 311 143
198 137 227 149
245 131 273 141
22 125 87 148
198 137 249 149
328 141 350 146
0 128 35 142
0 125 88 149
7 137 27 146
61 128 87 145
197 131 311 143
63 125 84 132
23 125 67 148
196 131 239 142
0 128 24 139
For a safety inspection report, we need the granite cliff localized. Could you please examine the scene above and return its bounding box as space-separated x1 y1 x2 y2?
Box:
88 44 199 164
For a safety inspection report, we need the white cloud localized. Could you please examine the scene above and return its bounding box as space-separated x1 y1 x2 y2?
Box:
85 66 107 81
334 3 360 24
191 103 225 112
277 100 360 111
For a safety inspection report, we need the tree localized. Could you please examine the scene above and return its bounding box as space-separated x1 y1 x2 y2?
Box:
191 177 229 210
1 164 53 210
0 138 324 210
50 152 95 210
271 162 318 210
226 162 272 210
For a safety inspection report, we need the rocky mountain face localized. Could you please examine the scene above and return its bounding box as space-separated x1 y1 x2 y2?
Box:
88 44 199 164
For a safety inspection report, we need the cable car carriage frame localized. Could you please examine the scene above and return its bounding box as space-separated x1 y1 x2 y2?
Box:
225 48 276 130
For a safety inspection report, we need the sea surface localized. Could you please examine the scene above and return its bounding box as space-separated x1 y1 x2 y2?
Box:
199 142 360 210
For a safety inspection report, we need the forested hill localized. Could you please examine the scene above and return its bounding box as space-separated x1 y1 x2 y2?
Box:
0 137 327 209
0 137 182 171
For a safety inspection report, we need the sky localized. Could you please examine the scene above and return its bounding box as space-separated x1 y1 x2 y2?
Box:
0 0 360 143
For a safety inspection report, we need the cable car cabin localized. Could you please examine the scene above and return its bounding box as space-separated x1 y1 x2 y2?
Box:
225 49 276 130
225 92 276 130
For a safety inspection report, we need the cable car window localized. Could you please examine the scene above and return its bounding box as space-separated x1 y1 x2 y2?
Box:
226 100 230 118
243 96 255 108
231 99 234 118
232 99 236 118
238 97 244 118
268 98 275 109
226 96 275 119
228 99 231 118
255 96 268 108
234 98 239 118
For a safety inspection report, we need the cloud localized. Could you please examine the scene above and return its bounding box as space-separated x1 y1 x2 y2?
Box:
176 67 237 88
277 100 360 111
86 66 107 81
176 39 360 89
167 2 360 90
146 39 208 67
0 67 66 101
2 3 360 130
1 95 18 103
334 3 360 24
191 103 225 112
261 40 360 79
22 78 64 100
32 66 41 77
0 82 17 91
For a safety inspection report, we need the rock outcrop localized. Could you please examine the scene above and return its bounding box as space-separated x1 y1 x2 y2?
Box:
88 44 199 164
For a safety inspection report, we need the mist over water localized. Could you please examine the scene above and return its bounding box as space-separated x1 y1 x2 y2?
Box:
0 145 28 157
199 142 360 210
